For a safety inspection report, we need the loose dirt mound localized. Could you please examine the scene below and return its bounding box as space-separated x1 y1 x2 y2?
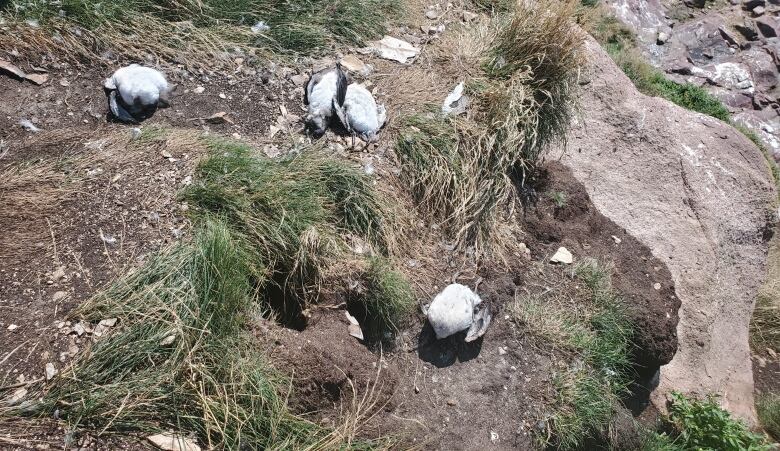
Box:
555 37 778 424
523 162 680 378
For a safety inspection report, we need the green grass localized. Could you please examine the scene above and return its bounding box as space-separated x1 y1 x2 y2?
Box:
757 393 780 442
548 191 568 208
512 259 633 449
2 0 401 63
358 257 416 343
31 136 412 448
397 0 584 252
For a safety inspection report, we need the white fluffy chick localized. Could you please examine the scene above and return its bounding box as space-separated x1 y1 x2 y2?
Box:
333 83 387 146
304 63 348 138
103 64 170 123
424 283 492 342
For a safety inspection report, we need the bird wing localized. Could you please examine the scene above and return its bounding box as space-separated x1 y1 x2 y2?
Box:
109 91 139 124
335 63 348 107
332 98 351 132
304 71 324 106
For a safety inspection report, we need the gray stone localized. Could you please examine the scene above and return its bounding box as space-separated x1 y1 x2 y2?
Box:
555 37 777 426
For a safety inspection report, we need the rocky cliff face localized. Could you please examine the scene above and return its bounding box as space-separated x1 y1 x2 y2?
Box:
608 0 780 159
553 37 778 424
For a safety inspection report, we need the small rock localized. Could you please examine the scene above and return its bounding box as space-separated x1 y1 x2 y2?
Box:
611 235 622 244
653 283 662 290
19 119 41 133
205 111 233 124
518 242 531 256
7 324 18 331
147 433 201 451
52 267 66 280
161 149 173 159
369 35 420 63
59 78 70 87
0 59 26 79
99 318 118 327
6 387 27 406
425 10 439 19
131 128 142 140
462 10 479 22
498 346 507 355
290 74 308 86
753 5 765 15
446 399 457 406
45 363 57 381
52 291 67 302
768 348 777 359
756 355 767 367
657 31 669 45
160 335 176 346
71 323 85 336
348 324 364 340
550 247 573 264
218 93 226 99
490 431 499 443
24 73 48 85
340 55 373 76
193 86 205 94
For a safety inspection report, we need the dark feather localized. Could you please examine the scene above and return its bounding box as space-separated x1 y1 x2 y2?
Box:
335 62 348 107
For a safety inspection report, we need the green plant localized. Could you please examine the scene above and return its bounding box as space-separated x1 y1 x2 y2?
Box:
548 191 568 208
2 0 401 65
665 392 772 451
33 136 412 448
757 393 780 442
512 259 633 449
397 0 584 252
358 257 416 342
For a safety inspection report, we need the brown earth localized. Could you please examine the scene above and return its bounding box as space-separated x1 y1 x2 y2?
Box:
248 162 679 450
5 3 764 449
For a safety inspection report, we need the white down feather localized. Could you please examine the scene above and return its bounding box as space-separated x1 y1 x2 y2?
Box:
307 70 340 119
340 84 385 139
426 284 482 340
105 64 169 106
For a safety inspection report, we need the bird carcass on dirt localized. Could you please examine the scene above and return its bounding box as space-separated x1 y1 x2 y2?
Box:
304 63 349 138
103 64 171 124
333 83 387 147
424 283 491 342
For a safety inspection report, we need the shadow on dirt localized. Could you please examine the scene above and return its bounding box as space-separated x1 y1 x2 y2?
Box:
416 323 484 368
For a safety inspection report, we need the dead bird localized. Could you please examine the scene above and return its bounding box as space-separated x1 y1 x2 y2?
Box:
304 63 348 138
103 64 171 124
423 283 492 343
333 83 387 147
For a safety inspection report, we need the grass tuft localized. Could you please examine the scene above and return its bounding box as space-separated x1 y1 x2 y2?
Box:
512 259 633 449
30 136 412 447
757 393 780 442
397 0 584 252
2 0 401 65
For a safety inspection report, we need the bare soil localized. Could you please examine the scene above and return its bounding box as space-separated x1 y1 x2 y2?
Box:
0 12 684 451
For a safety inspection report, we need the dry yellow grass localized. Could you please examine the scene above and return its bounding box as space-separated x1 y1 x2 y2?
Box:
752 231 780 352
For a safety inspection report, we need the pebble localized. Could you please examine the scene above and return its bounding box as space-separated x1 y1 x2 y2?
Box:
45 363 57 381
550 247 573 264
7 324 18 331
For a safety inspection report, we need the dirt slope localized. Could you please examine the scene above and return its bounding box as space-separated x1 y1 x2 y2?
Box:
554 37 778 424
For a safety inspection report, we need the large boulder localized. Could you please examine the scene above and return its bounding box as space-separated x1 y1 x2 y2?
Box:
553 37 777 424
